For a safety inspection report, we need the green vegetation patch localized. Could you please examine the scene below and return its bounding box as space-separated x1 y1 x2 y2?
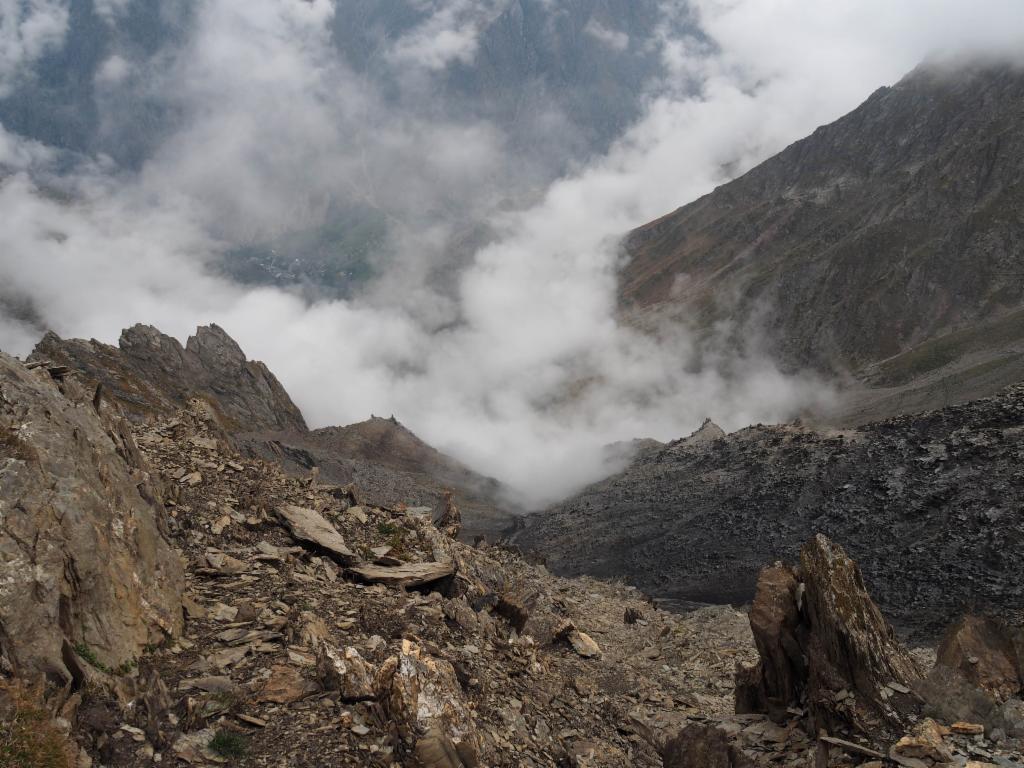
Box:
209 729 248 759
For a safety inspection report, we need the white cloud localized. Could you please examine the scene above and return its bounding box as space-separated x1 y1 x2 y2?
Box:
93 0 133 24
0 122 55 169
95 54 130 84
2 0 1024 507
386 0 504 71
585 20 629 52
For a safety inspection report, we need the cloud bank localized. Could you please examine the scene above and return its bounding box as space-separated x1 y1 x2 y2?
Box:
1 0 1023 506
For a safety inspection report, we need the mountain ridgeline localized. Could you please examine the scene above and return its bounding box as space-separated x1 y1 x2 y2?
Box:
620 63 1024 423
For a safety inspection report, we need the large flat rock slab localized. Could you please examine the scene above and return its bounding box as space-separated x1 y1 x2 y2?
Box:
276 504 357 564
348 562 454 588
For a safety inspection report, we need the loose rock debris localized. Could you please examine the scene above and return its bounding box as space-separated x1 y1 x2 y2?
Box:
65 400 764 767
4 358 1022 767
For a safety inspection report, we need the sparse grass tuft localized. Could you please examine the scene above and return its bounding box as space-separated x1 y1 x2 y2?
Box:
209 729 248 759
0 680 74 768
73 643 108 673
376 521 398 536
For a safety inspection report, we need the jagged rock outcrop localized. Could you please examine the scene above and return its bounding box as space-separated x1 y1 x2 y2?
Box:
32 323 306 432
436 491 462 539
0 352 183 684
736 535 921 735
34 322 517 540
375 639 481 766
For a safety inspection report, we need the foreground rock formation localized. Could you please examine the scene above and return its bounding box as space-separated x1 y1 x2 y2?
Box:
0 352 183 684
4 325 1023 767
736 535 921 734
59 397 757 766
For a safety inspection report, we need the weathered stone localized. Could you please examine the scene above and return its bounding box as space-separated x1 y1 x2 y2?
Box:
936 615 1021 701
172 728 223 764
316 642 375 701
0 353 183 683
435 491 462 539
890 718 954 765
661 723 754 768
568 631 601 659
735 564 802 721
257 664 318 703
567 739 628 767
349 561 455 589
276 504 357 564
204 552 247 575
375 639 480 761
495 595 530 633
1001 698 1024 738
950 721 985 735
415 727 479 768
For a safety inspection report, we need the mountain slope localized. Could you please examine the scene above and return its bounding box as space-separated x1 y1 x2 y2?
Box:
516 384 1024 637
619 63 1024 418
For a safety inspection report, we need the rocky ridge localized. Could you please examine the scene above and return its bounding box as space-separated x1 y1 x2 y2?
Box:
517 384 1024 636
239 417 516 542
33 324 513 541
33 324 306 433
0 352 183 684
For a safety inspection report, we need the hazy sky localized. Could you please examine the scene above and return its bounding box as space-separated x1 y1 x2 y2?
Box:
1 0 1023 505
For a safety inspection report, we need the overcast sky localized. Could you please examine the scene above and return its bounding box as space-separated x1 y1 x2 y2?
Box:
1 0 1023 505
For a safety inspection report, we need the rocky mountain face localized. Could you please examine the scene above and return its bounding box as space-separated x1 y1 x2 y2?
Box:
620 63 1024 421
516 383 1024 638
0 353 183 684
34 324 512 540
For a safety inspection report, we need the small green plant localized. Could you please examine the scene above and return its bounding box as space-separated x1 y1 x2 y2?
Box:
112 658 137 675
208 729 248 759
73 643 137 676
73 643 108 673
377 521 398 536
